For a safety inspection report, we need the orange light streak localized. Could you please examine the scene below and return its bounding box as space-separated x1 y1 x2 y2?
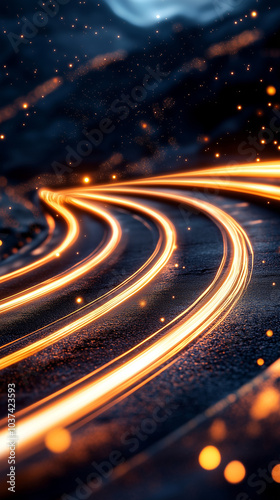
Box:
0 187 252 456
0 193 174 369
0 191 78 283
0 197 120 314
2 159 280 461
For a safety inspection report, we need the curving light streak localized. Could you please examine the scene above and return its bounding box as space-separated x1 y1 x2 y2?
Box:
163 161 280 179
92 161 280 189
0 188 252 456
0 196 121 313
0 193 175 369
2 160 280 462
0 191 79 283
123 177 280 202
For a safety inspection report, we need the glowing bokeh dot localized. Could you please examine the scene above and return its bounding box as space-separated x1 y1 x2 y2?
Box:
198 446 221 470
250 387 280 420
83 177 90 183
45 427 71 453
257 358 264 366
266 329 273 337
224 461 246 484
76 297 83 304
271 464 280 483
266 86 276 96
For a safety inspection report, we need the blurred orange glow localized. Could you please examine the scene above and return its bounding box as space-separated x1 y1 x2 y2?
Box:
271 464 280 483
199 446 221 470
250 388 280 420
2 160 280 460
224 461 246 484
266 86 276 96
209 419 227 441
45 427 71 453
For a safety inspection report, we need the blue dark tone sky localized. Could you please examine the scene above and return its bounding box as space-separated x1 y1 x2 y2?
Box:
0 0 280 184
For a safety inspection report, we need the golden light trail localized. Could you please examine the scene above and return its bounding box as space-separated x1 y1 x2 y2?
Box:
0 193 175 368
0 187 252 456
0 197 121 314
92 161 280 187
133 177 280 202
1 160 280 463
0 191 79 283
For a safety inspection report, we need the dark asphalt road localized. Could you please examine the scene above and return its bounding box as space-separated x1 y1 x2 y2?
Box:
0 189 279 500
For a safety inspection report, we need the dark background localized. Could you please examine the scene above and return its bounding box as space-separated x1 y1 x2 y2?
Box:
0 0 280 185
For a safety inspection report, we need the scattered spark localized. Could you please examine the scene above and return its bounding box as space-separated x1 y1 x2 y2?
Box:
12 162 280 457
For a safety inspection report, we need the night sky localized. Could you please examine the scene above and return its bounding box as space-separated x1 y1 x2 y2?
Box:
0 0 280 185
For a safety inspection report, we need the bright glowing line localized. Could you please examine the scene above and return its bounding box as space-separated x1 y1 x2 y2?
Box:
2 160 280 461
